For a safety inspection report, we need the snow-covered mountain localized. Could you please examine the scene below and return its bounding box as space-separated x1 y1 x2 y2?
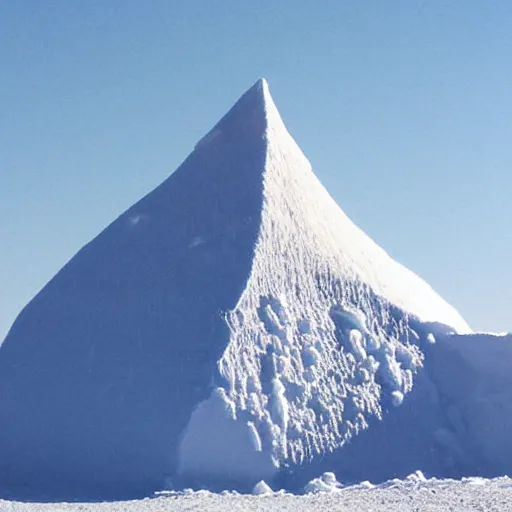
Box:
0 79 476 500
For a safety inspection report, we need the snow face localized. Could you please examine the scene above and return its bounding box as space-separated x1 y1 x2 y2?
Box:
0 78 473 499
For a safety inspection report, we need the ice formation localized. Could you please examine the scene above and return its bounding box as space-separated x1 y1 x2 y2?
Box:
304 472 344 493
252 480 274 495
0 79 475 499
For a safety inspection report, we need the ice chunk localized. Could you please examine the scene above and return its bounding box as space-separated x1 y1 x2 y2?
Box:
348 329 367 361
270 378 289 432
302 345 321 367
304 472 343 493
247 422 262 452
391 390 404 406
252 480 273 495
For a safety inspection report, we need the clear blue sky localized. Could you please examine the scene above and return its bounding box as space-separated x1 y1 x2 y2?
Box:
1 1 511 339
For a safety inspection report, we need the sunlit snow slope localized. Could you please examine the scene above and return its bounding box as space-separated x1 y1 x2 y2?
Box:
0 79 470 500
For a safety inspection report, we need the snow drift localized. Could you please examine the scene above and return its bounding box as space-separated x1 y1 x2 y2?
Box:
0 78 500 501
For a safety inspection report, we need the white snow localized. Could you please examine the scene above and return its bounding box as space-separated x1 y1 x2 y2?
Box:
304 472 344 493
247 421 263 452
1 77 510 503
1 476 511 511
252 480 273 495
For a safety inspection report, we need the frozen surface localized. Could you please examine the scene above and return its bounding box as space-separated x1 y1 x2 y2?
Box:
1 476 512 512
0 78 491 500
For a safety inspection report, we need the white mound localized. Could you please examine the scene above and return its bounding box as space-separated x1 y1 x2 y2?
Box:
252 480 274 495
0 79 471 500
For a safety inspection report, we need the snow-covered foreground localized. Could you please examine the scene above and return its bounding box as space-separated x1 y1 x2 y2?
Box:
1 475 511 512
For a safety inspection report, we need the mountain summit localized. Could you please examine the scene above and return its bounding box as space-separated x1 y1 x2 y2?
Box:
0 79 469 499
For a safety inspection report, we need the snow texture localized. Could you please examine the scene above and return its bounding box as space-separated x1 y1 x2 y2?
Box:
1 476 512 511
0 78 497 502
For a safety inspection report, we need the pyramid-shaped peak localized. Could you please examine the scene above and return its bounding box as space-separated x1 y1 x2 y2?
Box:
196 78 284 149
0 79 472 500
239 77 271 106
250 77 269 92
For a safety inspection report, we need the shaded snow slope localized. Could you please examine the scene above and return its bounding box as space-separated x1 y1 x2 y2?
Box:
0 79 470 500
428 333 512 477
0 81 268 499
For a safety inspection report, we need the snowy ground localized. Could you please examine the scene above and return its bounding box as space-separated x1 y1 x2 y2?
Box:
1 476 511 512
